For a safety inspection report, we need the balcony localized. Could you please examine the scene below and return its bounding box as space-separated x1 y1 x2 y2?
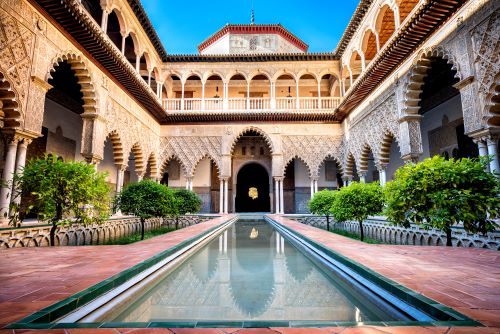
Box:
163 97 341 113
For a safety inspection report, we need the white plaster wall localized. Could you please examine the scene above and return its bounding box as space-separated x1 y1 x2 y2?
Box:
193 158 211 187
317 163 338 188
419 95 463 160
43 99 84 161
294 160 310 187
202 33 303 55
201 34 230 55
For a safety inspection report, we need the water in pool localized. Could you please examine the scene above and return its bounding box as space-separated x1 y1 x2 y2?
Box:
108 220 388 322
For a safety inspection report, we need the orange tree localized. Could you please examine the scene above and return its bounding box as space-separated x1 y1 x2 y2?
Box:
308 190 337 231
384 156 500 246
330 182 383 241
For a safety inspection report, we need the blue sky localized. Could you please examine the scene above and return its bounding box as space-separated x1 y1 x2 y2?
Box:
141 0 359 54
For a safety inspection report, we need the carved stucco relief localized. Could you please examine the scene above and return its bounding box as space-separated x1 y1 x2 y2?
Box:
103 98 158 164
345 94 400 170
0 6 36 125
281 135 343 178
159 136 222 177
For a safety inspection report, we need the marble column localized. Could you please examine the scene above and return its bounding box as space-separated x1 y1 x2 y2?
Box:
115 165 126 193
279 178 284 214
379 168 387 186
310 178 314 199
314 179 318 193
486 137 499 174
0 136 20 220
275 178 280 213
12 139 32 208
475 138 490 172
219 179 224 214
224 178 229 214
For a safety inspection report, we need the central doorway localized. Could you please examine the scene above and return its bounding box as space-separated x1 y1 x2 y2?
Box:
235 163 270 212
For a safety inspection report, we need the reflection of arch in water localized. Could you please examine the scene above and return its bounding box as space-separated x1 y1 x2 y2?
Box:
188 238 219 283
229 221 276 317
284 243 314 282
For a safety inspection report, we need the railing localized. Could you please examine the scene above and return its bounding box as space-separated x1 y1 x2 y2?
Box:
0 215 214 248
288 215 500 250
163 97 340 112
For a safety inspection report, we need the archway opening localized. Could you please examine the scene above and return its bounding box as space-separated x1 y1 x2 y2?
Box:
235 163 270 212
106 10 123 50
249 74 271 109
418 56 478 159
28 60 85 162
375 5 396 48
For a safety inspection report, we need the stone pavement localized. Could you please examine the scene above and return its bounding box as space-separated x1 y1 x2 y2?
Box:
0 214 499 333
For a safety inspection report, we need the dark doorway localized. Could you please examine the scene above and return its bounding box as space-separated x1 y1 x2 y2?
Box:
235 163 270 212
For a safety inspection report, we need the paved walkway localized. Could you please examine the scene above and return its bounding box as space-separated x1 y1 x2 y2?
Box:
0 215 235 327
271 215 500 330
0 215 499 334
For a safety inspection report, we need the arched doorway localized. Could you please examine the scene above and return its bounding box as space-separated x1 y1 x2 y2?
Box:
235 163 270 212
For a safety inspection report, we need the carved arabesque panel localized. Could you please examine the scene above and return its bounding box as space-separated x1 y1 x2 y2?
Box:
281 135 343 178
159 136 222 177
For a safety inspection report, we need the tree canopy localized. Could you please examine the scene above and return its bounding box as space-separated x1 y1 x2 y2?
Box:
330 181 383 241
308 189 337 230
115 180 176 239
11 155 110 245
384 156 500 246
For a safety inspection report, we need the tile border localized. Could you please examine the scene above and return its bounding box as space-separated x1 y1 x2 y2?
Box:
5 215 484 329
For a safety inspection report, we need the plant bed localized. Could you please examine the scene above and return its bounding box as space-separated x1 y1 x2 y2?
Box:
103 226 175 245
329 227 382 244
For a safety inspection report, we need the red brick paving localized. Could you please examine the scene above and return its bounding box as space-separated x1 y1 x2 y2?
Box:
0 215 235 327
1 214 500 333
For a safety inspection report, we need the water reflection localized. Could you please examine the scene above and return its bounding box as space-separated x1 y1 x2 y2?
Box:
110 220 382 322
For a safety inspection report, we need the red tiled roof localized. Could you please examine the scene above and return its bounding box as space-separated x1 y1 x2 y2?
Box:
198 24 309 53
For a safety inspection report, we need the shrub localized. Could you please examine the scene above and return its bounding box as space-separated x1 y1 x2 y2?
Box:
330 182 383 241
10 155 110 246
115 180 175 240
384 156 500 246
308 189 337 231
172 189 202 229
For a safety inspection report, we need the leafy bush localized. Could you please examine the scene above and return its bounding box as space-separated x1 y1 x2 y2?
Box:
330 182 383 241
172 189 202 229
308 189 337 230
115 180 175 239
11 155 110 246
384 156 500 246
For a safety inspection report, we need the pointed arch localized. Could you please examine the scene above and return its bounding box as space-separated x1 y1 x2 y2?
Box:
282 155 313 178
105 130 124 165
484 72 500 128
344 152 356 179
379 130 399 167
359 144 375 174
228 126 275 155
402 46 462 115
160 154 189 177
0 69 21 128
129 142 145 176
145 152 158 179
191 153 221 177
47 53 98 114
316 154 343 178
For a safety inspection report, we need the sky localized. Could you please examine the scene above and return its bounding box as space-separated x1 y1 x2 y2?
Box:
141 0 360 54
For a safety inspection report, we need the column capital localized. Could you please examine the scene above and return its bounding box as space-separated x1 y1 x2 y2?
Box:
116 164 128 172
273 176 284 182
84 154 102 165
